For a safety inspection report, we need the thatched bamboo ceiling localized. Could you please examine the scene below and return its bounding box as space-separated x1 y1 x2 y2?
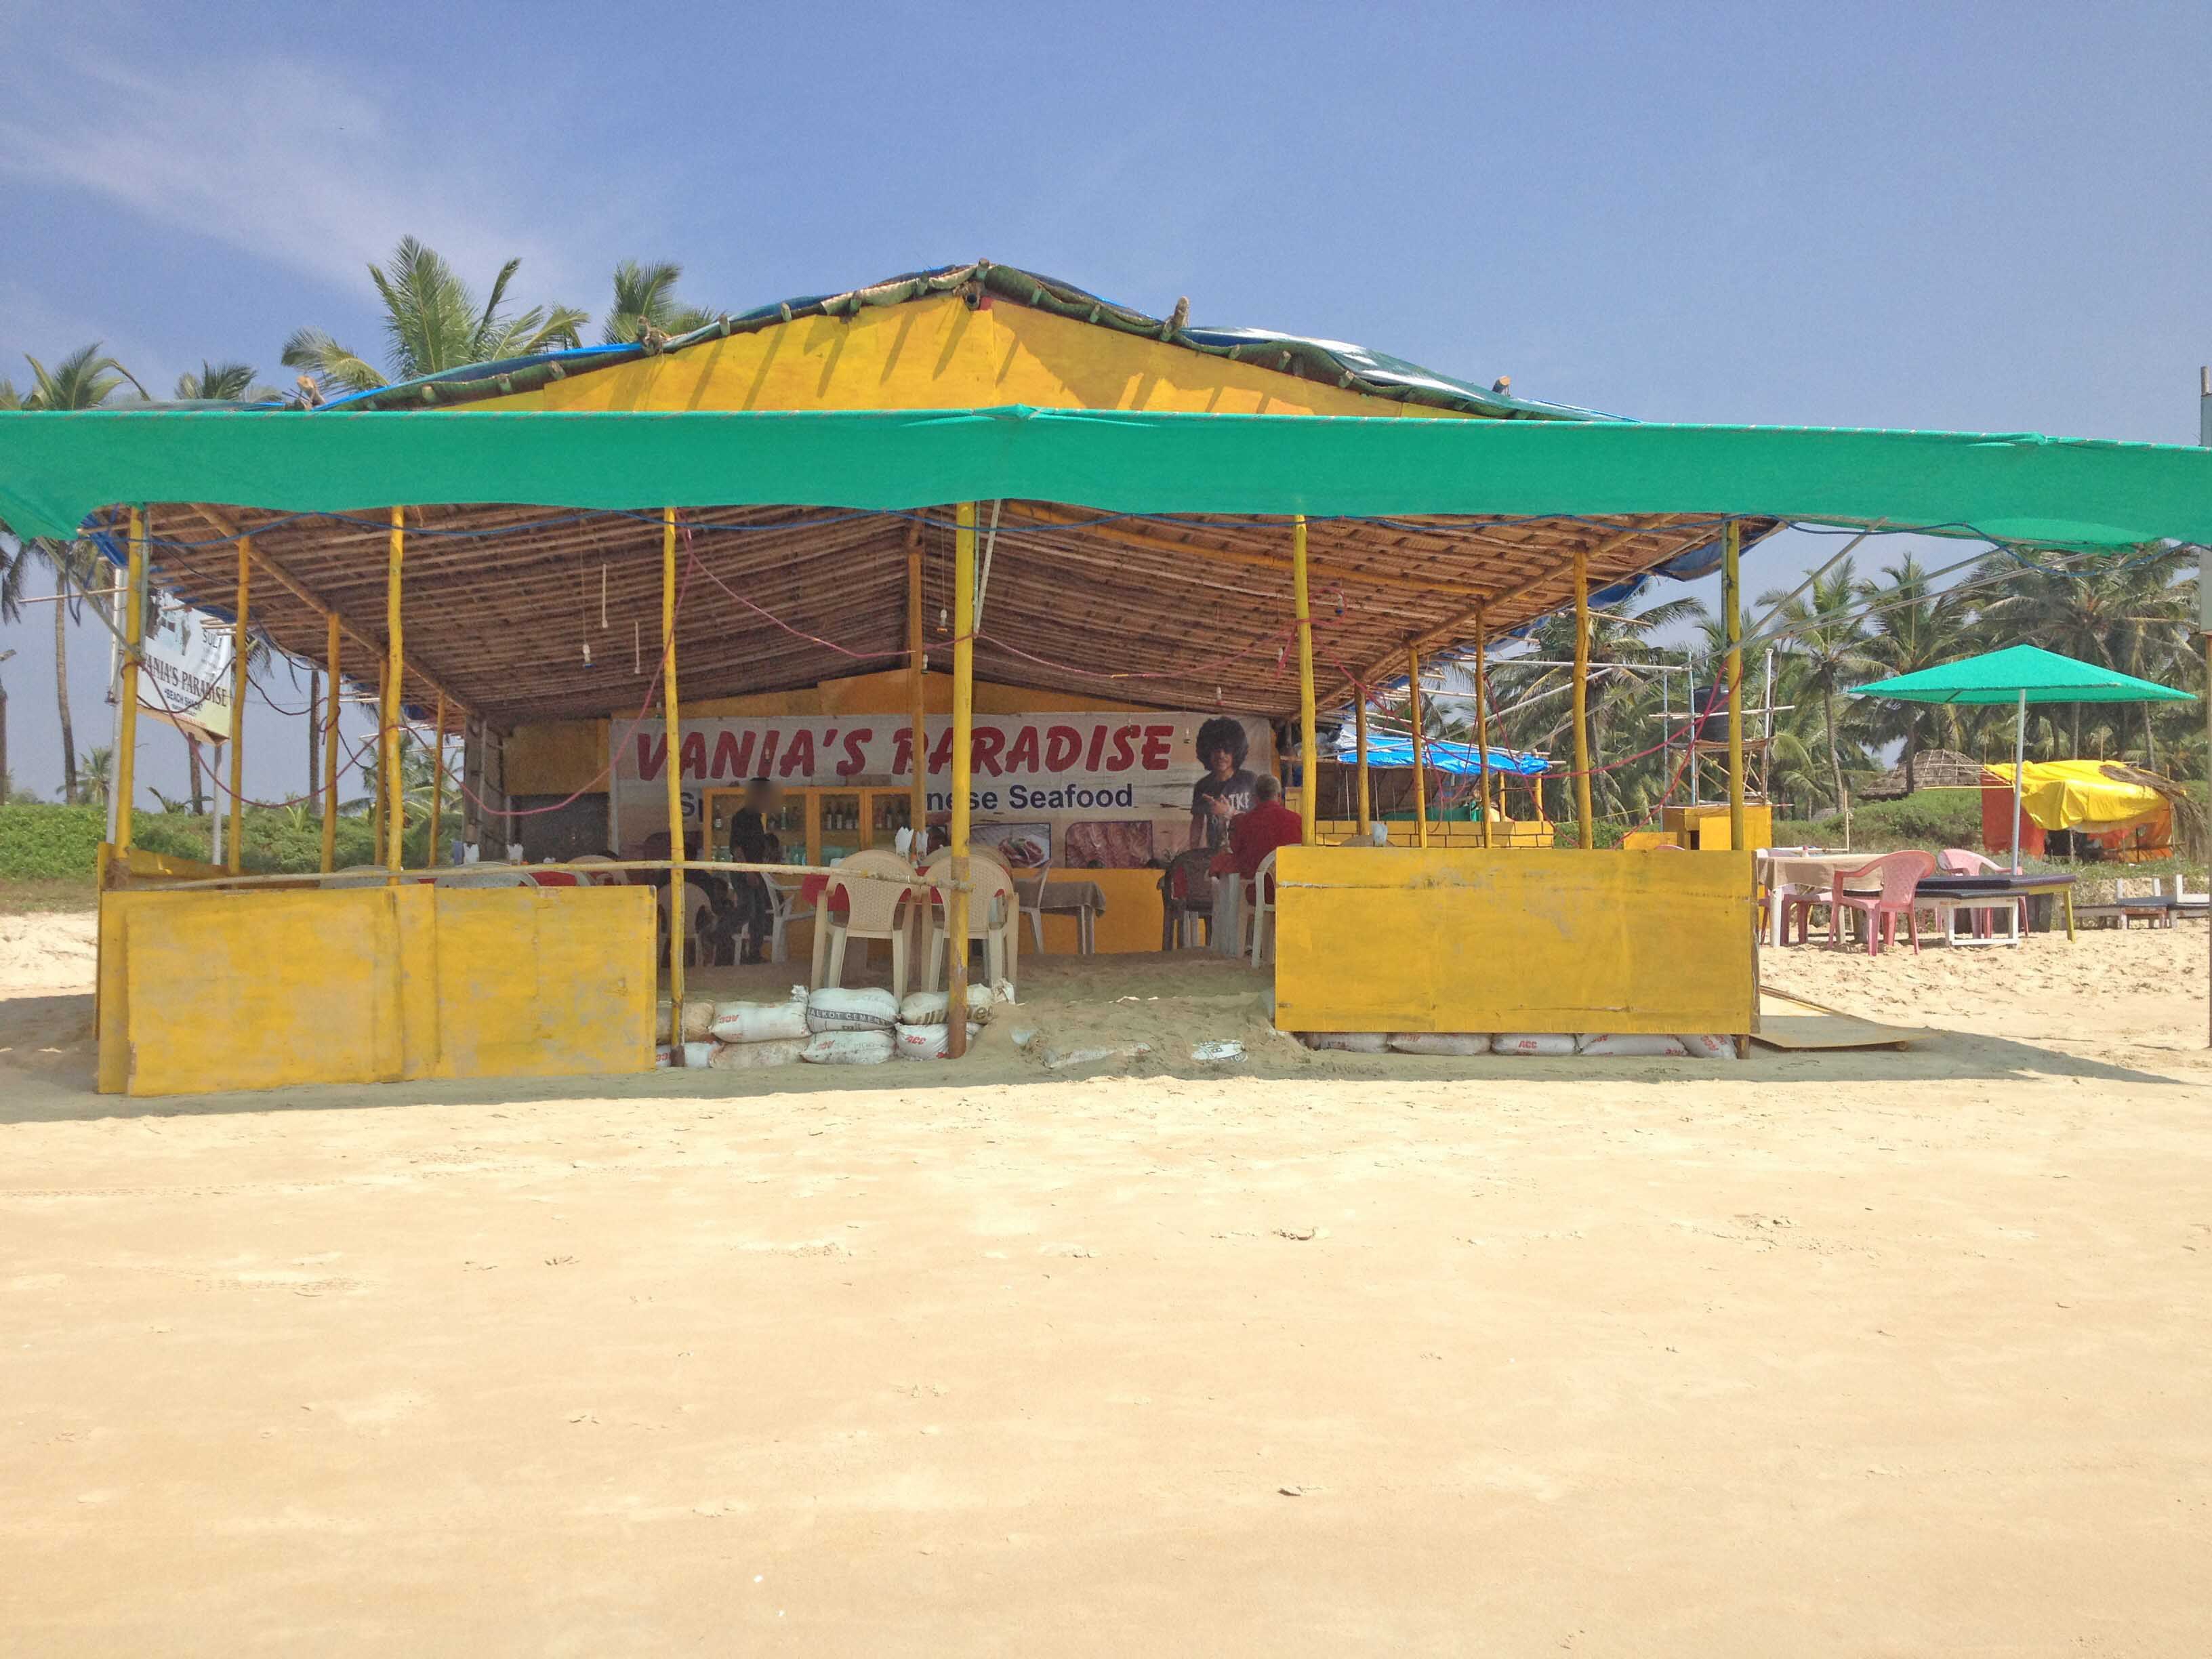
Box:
128 500 1769 730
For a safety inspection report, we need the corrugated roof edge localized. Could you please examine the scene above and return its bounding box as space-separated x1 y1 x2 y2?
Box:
306 261 1622 421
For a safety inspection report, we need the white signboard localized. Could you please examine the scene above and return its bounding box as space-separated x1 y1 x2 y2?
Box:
611 710 1274 869
139 595 235 743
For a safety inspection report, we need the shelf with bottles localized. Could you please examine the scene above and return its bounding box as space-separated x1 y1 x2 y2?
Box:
705 785 920 867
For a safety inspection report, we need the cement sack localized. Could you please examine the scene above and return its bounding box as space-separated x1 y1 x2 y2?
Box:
898 985 996 1026
656 998 717 1042
712 993 810 1044
1389 1033 1493 1056
1677 1033 1740 1059
709 1036 806 1071
1306 1032 1391 1053
801 1029 895 1065
893 1021 983 1061
806 987 899 1034
1492 1033 1576 1057
662 1040 716 1068
1576 1033 1691 1057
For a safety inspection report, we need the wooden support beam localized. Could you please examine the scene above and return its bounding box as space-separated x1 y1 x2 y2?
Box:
662 507 687 1055
947 504 977 1059
1573 546 1593 849
383 508 405 878
1292 514 1318 845
320 615 340 874
226 534 250 873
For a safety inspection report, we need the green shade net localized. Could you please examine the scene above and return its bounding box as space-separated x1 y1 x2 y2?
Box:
1853 643 2197 705
4 407 2212 546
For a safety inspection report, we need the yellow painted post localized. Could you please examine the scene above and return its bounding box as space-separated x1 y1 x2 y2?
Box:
1292 514 1317 845
1353 695 1370 834
226 535 250 874
1406 646 1430 848
114 508 147 855
1475 607 1495 850
907 533 928 840
947 504 977 1058
320 615 340 875
1724 520 1746 852
426 692 446 869
661 506 687 1054
1573 547 1594 849
382 506 405 878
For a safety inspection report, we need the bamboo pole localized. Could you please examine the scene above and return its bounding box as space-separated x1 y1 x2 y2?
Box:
426 692 446 869
1292 514 1318 846
1724 520 1746 851
662 507 687 1054
1353 695 1370 835
321 615 340 874
114 508 147 855
947 504 977 1059
225 535 251 874
383 508 409 878
1407 646 1430 848
1475 606 1495 850
907 528 928 843
1572 547 1593 849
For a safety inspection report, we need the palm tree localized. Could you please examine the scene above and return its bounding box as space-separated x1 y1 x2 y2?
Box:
7 345 146 803
1759 559 1876 844
1852 554 1969 792
601 260 716 344
173 361 283 402
282 237 589 394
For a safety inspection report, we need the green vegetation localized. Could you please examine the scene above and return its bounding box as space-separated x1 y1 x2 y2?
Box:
0 800 443 884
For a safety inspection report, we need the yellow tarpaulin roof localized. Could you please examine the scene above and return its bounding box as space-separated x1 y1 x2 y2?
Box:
1982 760 2167 830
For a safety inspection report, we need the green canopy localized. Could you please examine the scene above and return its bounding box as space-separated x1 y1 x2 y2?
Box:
4 407 2212 546
1853 644 2196 706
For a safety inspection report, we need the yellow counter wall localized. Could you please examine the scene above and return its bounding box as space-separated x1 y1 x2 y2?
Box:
1272 846 1756 1036
98 884 654 1097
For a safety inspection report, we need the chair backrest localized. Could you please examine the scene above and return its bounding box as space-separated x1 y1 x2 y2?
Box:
569 853 620 886
1846 850 1936 904
1160 848 1215 905
528 869 581 886
826 848 916 934
1938 848 1999 876
656 879 714 933
920 849 1017 931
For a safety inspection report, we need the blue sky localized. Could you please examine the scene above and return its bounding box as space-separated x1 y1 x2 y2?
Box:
3 1 2209 804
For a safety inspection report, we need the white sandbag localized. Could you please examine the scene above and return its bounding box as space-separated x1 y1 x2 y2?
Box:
805 987 899 1033
708 1036 806 1071
1492 1033 1576 1057
1191 1039 1246 1063
1576 1033 1691 1057
893 1021 984 1060
801 1029 895 1065
655 1045 674 1068
1389 1033 1493 1056
898 985 996 1026
665 999 714 1041
711 996 810 1044
672 1040 716 1068
1677 1033 1740 1059
1306 1032 1391 1053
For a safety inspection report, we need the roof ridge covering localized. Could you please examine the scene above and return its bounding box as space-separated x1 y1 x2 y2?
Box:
311 261 1618 422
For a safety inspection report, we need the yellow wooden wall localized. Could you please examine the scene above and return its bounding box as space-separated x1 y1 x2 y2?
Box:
476 293 1474 420
1272 846 1757 1036
98 885 655 1096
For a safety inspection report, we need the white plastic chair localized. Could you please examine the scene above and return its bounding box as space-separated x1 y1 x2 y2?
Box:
1020 857 1051 953
656 879 716 968
1245 849 1279 967
569 853 621 886
920 850 1020 998
810 849 918 998
325 863 392 890
764 877 815 964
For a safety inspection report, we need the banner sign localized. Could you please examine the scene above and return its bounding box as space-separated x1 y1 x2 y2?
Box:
139 595 234 743
611 710 1273 869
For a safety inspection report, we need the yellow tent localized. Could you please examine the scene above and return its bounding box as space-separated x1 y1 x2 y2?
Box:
1983 760 2172 859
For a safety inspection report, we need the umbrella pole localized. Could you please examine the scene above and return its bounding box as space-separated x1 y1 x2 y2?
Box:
2009 689 2026 876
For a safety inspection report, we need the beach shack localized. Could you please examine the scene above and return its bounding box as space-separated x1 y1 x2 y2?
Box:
5 260 2209 1093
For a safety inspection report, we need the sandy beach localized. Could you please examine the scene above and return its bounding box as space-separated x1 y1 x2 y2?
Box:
3 909 2209 1654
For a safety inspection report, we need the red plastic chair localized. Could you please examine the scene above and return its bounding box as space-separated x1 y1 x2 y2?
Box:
1782 851 1935 956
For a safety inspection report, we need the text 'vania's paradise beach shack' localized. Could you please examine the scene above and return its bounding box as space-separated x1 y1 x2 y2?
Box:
5 262 2209 1093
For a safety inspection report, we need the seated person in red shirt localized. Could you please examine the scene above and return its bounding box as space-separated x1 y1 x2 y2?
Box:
1208 774 1305 899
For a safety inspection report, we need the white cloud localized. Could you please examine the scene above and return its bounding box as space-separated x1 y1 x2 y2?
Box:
0 51 587 304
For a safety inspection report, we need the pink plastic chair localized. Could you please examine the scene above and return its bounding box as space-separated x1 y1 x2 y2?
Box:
1939 847 2028 939
1782 851 1936 956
